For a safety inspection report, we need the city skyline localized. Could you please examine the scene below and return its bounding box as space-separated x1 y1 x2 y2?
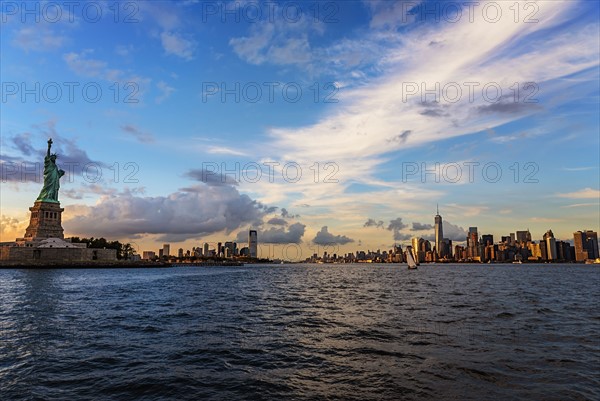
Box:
1 1 599 256
138 214 599 263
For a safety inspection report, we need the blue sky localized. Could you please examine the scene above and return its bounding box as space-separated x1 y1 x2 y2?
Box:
1 0 599 258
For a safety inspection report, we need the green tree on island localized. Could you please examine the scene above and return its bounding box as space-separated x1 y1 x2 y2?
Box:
70 237 137 260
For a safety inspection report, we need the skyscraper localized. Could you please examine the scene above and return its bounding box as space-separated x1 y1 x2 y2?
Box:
543 230 557 261
162 244 170 257
574 230 599 261
467 227 479 258
516 230 531 245
481 234 494 246
584 230 599 259
249 230 258 258
224 241 235 258
434 204 444 258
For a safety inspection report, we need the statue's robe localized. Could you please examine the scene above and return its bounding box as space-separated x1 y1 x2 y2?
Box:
37 156 64 202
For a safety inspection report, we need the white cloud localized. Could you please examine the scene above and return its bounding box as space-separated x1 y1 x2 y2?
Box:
156 81 175 104
243 0 598 228
120 125 155 143
63 50 107 78
562 166 596 172
530 217 563 223
160 31 195 60
64 186 267 239
555 188 600 199
115 44 135 57
63 50 151 101
560 203 598 208
229 4 325 68
12 27 66 52
237 222 306 244
313 226 354 245
206 146 248 156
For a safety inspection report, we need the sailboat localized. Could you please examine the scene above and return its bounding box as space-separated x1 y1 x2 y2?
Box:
406 246 418 270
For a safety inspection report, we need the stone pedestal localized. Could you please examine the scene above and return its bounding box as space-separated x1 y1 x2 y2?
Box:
22 201 64 241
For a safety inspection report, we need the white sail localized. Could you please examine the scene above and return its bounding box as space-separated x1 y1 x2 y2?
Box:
406 246 418 269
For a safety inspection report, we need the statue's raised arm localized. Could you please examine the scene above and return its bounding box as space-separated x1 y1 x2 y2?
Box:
47 138 53 157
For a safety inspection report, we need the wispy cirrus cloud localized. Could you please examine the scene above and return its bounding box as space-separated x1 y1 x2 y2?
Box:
206 146 248 156
12 26 67 52
256 1 598 227
561 166 596 172
555 188 600 199
155 81 175 104
560 203 598 208
121 125 155 143
63 50 151 100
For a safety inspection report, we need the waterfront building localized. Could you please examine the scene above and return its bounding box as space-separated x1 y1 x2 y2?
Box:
516 230 532 245
543 230 557 261
585 231 599 259
454 245 466 260
224 241 236 258
540 240 548 260
411 238 420 261
249 230 258 258
441 238 452 259
529 242 541 260
555 241 573 261
481 234 494 246
434 205 444 258
467 227 479 258
142 251 156 260
574 230 599 261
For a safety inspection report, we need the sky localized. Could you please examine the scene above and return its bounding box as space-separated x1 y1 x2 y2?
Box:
1 0 599 260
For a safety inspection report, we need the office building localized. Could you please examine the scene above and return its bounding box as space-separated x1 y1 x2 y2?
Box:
574 230 599 261
543 230 557 261
224 241 236 258
142 251 156 260
467 227 479 258
249 230 258 258
481 234 494 246
516 230 532 245
434 205 444 258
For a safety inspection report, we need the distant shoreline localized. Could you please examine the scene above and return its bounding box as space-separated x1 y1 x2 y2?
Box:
0 261 172 269
0 260 596 269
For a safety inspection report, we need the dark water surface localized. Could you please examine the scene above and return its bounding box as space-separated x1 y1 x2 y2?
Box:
1 264 598 400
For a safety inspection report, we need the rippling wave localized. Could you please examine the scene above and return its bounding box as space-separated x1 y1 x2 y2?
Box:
1 264 598 400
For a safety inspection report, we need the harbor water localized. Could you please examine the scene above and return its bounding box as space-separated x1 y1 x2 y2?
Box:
0 264 598 400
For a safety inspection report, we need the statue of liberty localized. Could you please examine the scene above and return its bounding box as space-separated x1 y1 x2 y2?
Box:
37 139 65 203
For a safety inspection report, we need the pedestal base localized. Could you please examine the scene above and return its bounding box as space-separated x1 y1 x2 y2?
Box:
22 201 64 241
